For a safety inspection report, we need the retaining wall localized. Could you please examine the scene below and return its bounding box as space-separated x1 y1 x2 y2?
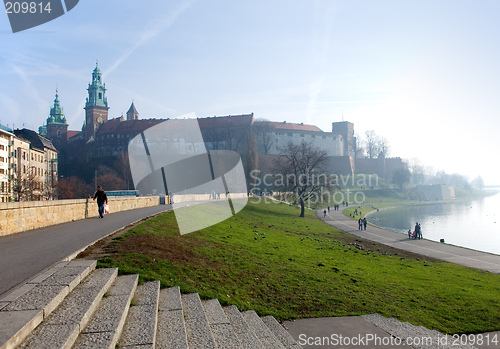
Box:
0 193 249 237
0 196 159 237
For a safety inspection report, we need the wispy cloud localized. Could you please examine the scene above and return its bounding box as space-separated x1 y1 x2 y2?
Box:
12 64 47 117
306 1 338 124
104 0 193 78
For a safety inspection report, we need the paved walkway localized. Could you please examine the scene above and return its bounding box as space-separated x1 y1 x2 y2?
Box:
0 204 172 298
319 207 500 274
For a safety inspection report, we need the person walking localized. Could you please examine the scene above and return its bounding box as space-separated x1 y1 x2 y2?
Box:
93 185 108 218
363 217 367 230
324 209 327 217
358 218 363 230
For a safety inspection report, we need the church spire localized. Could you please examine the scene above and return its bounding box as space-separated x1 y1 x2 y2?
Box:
126 101 139 120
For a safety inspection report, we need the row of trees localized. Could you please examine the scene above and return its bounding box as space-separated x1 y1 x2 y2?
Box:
356 130 390 159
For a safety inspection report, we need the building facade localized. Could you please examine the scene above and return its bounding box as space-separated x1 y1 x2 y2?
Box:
0 126 13 202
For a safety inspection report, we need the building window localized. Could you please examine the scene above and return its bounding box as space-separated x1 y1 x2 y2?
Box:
0 157 4 162
0 145 4 150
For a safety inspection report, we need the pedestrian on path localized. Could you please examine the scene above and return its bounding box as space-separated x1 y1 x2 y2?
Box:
416 223 423 239
358 218 363 230
93 185 108 218
408 229 412 239
363 217 367 230
324 209 327 217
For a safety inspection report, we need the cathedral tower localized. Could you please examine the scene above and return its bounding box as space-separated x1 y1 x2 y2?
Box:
83 61 109 141
39 89 69 149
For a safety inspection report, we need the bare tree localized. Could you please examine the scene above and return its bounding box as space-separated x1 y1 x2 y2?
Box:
364 130 379 159
354 133 364 158
409 158 425 185
274 141 333 217
377 137 390 157
253 121 276 155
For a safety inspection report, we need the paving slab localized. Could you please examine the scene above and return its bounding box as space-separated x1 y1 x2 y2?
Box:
119 304 157 347
203 299 241 349
18 323 79 349
262 315 302 349
0 283 36 303
2 285 68 317
132 280 159 306
0 309 43 349
46 269 117 328
156 309 189 349
242 310 286 349
158 286 182 311
223 305 263 349
182 293 217 349
284 316 412 349
73 274 138 349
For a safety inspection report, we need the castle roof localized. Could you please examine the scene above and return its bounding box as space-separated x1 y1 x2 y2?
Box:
255 121 322 132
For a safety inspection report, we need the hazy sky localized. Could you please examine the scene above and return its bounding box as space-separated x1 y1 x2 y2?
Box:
1 0 499 184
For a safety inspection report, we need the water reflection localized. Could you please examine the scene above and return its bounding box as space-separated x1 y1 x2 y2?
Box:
368 193 500 255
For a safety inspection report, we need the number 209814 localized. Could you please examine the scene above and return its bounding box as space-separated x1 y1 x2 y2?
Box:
5 2 52 14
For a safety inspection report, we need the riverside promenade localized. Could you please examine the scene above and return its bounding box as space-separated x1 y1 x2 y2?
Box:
319 207 500 274
0 204 172 298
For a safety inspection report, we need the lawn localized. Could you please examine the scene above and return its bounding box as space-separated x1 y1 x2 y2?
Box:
91 198 500 334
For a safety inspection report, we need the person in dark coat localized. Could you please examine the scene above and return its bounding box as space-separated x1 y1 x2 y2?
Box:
93 185 108 218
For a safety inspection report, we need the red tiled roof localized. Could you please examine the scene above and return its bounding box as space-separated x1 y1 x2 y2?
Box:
67 131 80 140
256 121 322 132
197 114 254 129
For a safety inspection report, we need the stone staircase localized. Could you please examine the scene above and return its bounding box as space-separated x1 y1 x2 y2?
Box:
0 260 302 349
363 314 478 349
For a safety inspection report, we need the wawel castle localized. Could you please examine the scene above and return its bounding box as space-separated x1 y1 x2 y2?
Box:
0 62 405 201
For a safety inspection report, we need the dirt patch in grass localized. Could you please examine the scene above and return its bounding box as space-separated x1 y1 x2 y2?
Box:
79 232 223 269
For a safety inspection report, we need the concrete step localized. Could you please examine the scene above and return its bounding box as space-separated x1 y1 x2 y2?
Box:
19 267 118 349
118 280 160 348
156 287 189 349
261 315 303 349
0 259 96 349
2 260 304 349
242 310 287 349
223 305 264 349
363 314 477 349
182 293 218 349
73 274 139 349
203 298 241 349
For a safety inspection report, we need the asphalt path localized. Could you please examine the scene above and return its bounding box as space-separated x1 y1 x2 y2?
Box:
0 204 173 297
320 206 500 274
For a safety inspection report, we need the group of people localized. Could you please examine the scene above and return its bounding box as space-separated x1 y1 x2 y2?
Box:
408 222 423 239
358 217 367 230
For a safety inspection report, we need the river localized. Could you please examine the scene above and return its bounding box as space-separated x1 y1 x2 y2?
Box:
367 191 500 255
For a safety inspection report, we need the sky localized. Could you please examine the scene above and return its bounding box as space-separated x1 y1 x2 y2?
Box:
1 0 499 185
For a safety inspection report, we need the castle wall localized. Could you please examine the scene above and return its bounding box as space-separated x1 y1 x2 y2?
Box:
0 196 159 237
258 131 344 157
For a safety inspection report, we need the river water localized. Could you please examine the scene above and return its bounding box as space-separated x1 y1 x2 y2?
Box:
367 191 500 255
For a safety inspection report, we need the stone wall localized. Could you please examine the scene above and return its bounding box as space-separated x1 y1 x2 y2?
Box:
0 196 160 237
0 193 249 237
